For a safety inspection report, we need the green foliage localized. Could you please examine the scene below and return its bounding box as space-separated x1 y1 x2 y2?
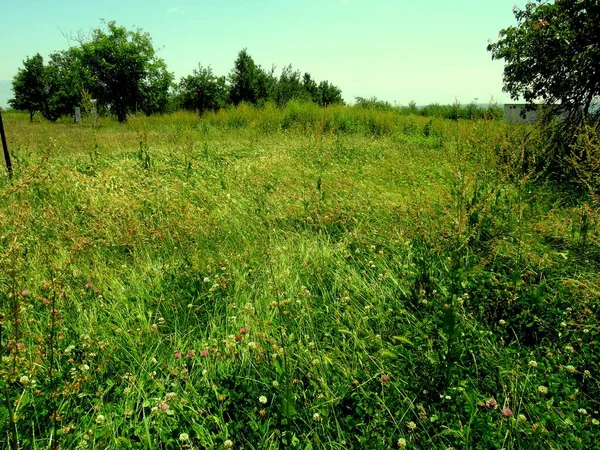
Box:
8 53 46 121
42 48 91 122
273 65 310 106
81 20 158 122
138 59 175 116
488 0 600 122
179 64 228 115
488 0 600 180
228 48 275 106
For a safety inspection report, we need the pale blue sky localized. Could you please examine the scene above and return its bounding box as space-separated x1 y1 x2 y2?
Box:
1 0 527 106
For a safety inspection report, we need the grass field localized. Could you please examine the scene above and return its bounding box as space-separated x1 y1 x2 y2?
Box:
0 105 599 449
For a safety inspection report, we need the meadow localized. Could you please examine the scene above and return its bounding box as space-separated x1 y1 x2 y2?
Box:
0 103 598 449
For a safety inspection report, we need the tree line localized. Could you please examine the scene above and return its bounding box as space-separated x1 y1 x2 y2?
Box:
9 21 344 123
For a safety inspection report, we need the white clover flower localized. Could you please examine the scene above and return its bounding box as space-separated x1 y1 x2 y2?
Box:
259 395 268 405
577 408 587 415
398 437 407 448
313 413 321 421
538 385 548 395
223 439 233 448
272 380 279 388
407 421 417 430
179 433 189 441
20 375 30 385
592 418 599 426
518 414 527 423
499 319 506 326
95 414 105 425
528 360 538 368
565 365 576 373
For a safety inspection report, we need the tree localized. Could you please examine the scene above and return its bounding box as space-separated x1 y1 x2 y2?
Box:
139 59 175 116
273 65 310 106
228 49 274 106
43 48 91 121
488 0 600 127
316 81 344 107
9 53 47 121
80 21 156 122
179 64 228 115
302 73 318 102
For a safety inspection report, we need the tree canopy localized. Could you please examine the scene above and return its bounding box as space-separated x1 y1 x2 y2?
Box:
10 24 345 122
488 0 600 126
9 54 47 121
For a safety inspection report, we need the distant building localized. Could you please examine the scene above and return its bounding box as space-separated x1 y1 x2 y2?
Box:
504 103 571 124
503 104 543 124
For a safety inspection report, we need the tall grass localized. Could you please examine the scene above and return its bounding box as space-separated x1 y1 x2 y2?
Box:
0 107 598 449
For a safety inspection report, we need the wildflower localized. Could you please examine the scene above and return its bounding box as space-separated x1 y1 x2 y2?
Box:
398 437 407 448
407 421 417 430
21 290 30 297
160 402 169 411
240 326 248 334
258 409 266 417
85 283 93 289
223 440 233 448
95 415 105 425
381 374 389 384
175 351 182 359
200 350 209 357
186 350 196 359
259 395 268 405
503 408 513 417
313 413 321 421
538 385 548 395
486 398 498 409
179 433 189 442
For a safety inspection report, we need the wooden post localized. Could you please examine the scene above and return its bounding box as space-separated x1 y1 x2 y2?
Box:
0 108 12 179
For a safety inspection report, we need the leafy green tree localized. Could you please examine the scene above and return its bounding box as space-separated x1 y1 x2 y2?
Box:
42 48 91 122
302 73 318 102
179 64 228 115
316 81 344 107
488 0 600 126
273 65 310 106
139 59 175 116
81 21 156 122
9 53 47 121
229 49 274 106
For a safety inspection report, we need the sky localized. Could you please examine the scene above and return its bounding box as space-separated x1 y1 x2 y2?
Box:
0 0 529 107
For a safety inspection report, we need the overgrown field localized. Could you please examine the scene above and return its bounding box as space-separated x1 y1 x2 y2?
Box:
0 106 599 449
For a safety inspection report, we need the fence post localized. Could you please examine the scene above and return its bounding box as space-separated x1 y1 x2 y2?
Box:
0 108 13 179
